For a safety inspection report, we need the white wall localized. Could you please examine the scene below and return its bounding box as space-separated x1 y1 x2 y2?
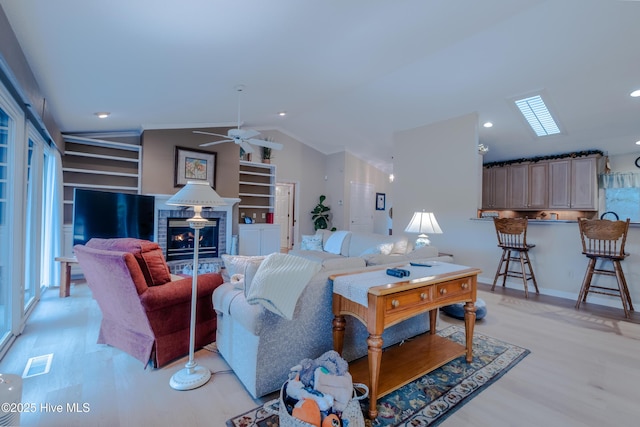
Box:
393 113 640 308
262 130 328 238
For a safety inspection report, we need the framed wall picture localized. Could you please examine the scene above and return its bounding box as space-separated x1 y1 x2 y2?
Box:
174 146 217 188
376 192 386 210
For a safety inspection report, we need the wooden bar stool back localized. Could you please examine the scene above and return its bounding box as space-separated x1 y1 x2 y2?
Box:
577 218 634 318
491 217 539 298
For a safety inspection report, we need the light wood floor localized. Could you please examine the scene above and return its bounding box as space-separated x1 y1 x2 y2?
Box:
1 281 639 427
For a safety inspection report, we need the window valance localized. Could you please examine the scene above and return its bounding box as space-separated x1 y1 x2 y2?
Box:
599 172 640 189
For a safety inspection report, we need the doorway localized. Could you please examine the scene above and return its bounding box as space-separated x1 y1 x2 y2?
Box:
275 183 296 251
349 182 374 233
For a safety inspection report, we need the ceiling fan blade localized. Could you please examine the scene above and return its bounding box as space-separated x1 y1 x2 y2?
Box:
248 138 284 150
199 139 233 147
239 129 260 139
193 130 229 139
239 140 254 154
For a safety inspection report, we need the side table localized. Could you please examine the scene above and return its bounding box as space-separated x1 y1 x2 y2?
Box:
55 256 78 297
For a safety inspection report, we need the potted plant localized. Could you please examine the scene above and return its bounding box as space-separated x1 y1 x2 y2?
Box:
311 195 336 231
261 145 272 163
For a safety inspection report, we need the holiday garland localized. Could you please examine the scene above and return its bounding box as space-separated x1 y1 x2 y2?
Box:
483 149 604 168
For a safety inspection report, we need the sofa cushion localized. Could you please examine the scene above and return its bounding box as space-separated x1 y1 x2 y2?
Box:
86 238 171 286
324 231 351 255
300 234 323 251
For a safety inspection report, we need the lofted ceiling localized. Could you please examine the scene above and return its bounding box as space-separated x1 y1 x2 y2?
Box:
2 0 640 173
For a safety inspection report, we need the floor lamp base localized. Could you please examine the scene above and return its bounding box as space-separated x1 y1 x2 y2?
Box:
169 365 211 391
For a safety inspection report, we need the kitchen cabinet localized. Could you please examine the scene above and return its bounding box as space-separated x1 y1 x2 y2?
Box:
509 163 548 209
483 155 598 212
482 166 508 209
238 223 281 255
548 157 597 210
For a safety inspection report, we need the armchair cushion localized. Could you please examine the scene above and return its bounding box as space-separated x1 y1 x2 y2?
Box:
86 238 171 286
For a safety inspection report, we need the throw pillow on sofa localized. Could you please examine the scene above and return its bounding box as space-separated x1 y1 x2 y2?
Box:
324 230 351 255
300 234 323 251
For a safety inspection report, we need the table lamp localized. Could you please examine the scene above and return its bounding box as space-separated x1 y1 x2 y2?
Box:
166 181 226 390
404 210 443 248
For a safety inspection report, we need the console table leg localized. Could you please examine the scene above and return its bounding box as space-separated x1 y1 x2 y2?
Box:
429 308 437 334
464 301 476 363
60 261 71 298
367 333 383 419
332 315 346 354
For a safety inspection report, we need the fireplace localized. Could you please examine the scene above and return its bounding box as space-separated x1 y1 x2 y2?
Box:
166 217 219 262
155 195 239 274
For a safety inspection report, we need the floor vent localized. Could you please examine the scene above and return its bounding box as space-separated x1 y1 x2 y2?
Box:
22 353 53 378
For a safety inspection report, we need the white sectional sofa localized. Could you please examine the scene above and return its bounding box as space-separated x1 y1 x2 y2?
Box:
289 229 453 266
213 231 452 399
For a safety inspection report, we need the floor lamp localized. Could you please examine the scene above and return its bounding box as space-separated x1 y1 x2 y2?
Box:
166 180 227 391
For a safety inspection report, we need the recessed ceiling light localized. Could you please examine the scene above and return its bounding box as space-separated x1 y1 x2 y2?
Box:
95 112 110 119
514 95 560 137
635 140 640 145
630 90 640 97
483 122 493 128
278 111 287 117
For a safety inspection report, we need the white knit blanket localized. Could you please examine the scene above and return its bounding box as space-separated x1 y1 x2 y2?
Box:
246 253 322 320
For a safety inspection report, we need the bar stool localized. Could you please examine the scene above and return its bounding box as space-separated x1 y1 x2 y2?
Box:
491 217 539 298
577 218 634 318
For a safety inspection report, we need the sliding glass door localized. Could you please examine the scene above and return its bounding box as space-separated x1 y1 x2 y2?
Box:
24 128 46 312
0 106 10 344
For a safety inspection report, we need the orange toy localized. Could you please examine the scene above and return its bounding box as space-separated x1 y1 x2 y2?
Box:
292 398 321 427
322 413 341 427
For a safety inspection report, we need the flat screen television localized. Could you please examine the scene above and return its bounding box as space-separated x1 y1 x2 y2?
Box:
73 189 155 247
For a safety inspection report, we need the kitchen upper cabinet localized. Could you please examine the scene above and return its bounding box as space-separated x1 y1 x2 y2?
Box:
528 162 548 209
548 160 570 208
508 163 548 209
508 164 528 209
483 155 597 211
548 157 597 210
482 166 508 209
570 157 598 209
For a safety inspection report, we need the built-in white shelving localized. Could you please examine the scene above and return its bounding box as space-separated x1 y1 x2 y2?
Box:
238 160 276 222
61 134 142 223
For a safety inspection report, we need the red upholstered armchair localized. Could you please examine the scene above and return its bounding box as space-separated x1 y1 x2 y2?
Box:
74 238 223 368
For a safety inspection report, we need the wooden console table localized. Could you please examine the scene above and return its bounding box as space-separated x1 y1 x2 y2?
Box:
331 263 481 419
55 256 78 298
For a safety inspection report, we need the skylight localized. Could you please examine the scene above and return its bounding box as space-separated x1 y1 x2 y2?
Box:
514 95 560 137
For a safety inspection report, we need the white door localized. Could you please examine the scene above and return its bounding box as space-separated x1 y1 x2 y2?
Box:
275 183 295 251
349 182 374 233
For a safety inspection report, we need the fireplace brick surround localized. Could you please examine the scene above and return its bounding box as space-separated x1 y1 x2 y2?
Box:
154 195 239 274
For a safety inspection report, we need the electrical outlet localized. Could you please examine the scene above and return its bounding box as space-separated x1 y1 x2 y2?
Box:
262 213 266 219
253 213 257 219
241 212 245 217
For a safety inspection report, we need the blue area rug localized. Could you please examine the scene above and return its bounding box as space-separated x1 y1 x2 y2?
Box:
226 326 530 427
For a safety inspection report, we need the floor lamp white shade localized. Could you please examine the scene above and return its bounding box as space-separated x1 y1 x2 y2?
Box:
166 181 226 391
404 210 443 248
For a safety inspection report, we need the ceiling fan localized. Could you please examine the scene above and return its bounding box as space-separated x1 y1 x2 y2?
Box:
194 85 283 154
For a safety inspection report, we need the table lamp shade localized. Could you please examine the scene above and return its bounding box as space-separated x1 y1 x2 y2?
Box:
166 181 227 208
405 211 442 248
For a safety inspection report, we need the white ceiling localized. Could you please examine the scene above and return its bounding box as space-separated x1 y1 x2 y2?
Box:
2 0 640 173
